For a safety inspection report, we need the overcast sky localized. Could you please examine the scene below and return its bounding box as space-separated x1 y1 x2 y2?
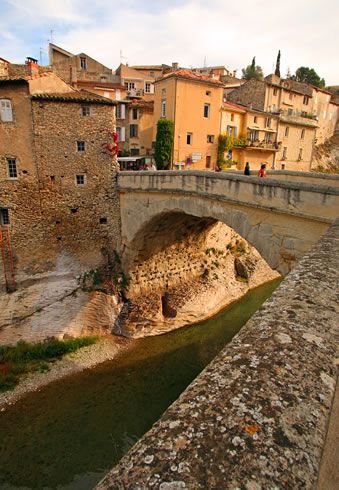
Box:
1 0 338 85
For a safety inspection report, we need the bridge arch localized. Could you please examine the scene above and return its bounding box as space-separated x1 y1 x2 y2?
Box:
119 171 334 275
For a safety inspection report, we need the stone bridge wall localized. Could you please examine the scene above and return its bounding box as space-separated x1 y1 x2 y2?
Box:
118 171 338 275
97 218 339 490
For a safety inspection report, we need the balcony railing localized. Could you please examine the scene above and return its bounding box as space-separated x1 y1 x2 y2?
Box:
280 109 318 121
127 89 144 97
240 140 282 150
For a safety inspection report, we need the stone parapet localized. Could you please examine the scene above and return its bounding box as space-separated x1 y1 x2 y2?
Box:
118 171 339 223
97 218 339 489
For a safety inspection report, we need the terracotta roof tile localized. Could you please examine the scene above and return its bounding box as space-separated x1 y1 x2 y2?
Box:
31 90 116 104
157 69 224 86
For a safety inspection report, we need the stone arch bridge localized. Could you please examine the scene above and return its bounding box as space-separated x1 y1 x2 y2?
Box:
118 170 339 275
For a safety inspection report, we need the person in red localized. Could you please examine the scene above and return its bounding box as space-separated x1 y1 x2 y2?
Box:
257 163 266 177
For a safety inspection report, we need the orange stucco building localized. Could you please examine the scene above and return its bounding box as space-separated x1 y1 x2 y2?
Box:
153 70 224 170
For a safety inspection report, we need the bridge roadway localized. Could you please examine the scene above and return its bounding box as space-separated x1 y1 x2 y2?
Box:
117 170 339 275
97 212 339 489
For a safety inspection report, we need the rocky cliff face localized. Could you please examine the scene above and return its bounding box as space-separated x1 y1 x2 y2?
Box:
312 130 339 173
114 222 280 338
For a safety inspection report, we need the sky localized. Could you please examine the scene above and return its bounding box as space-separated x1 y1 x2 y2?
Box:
0 0 338 85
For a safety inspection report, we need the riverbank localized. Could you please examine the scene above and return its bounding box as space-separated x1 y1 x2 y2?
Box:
0 335 130 410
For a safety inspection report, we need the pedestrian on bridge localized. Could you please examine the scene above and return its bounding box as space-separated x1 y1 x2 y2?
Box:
257 164 266 178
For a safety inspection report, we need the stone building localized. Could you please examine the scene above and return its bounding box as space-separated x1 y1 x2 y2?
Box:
49 43 126 101
227 74 339 170
0 64 119 293
153 69 224 170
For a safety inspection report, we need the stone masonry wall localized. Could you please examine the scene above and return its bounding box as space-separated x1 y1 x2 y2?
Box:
0 91 121 292
227 78 266 111
30 99 121 276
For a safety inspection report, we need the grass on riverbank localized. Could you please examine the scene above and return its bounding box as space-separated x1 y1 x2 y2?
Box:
0 337 97 392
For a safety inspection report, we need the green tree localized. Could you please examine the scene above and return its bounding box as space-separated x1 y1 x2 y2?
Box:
290 66 325 88
242 57 264 80
154 119 174 169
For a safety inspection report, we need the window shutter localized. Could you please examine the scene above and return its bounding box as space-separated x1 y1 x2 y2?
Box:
115 89 121 101
150 83 154 94
0 99 13 122
121 104 126 119
121 127 125 141
234 127 238 137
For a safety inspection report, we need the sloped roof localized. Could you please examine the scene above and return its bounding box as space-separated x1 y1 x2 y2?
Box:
156 69 224 86
116 64 150 80
129 98 154 110
31 90 116 104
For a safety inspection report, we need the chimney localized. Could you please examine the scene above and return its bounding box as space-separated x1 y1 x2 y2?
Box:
26 57 39 76
0 59 9 77
172 62 179 71
233 69 237 77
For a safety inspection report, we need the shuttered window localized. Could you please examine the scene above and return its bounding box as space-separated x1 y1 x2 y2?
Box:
0 99 13 122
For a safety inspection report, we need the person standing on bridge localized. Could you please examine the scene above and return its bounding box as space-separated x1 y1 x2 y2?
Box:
244 162 250 176
257 163 266 178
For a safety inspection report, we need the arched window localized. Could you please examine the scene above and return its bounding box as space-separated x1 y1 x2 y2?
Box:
0 99 13 122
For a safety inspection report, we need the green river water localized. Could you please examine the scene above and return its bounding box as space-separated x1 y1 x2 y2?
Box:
0 278 281 490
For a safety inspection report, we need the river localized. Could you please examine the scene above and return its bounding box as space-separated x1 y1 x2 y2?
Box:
0 278 281 490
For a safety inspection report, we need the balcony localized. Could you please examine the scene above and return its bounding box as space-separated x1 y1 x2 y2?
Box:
234 140 282 152
127 89 144 98
280 109 318 127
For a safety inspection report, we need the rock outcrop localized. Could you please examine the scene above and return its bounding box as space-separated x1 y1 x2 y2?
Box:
114 222 280 338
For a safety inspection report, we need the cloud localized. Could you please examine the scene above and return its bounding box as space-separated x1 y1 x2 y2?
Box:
1 0 338 85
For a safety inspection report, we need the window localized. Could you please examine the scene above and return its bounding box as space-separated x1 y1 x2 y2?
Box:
187 132 193 145
99 217 107 224
265 117 271 128
0 208 10 225
161 88 166 96
207 135 214 143
0 99 13 122
282 147 287 159
226 125 233 136
303 95 309 105
115 89 121 101
298 148 303 161
264 132 273 143
288 108 293 115
231 114 234 122
284 127 289 138
80 57 87 70
132 108 138 120
203 103 210 118
206 156 211 168
249 130 259 141
81 106 90 117
273 88 278 96
206 90 211 96
301 129 305 139
145 82 151 93
116 127 125 142
253 116 257 123
125 82 135 91
116 104 126 119
76 174 85 185
7 158 17 178
130 124 138 138
130 148 140 156
77 141 86 152
161 100 166 117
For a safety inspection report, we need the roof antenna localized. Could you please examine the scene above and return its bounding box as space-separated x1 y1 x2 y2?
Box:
120 49 127 65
